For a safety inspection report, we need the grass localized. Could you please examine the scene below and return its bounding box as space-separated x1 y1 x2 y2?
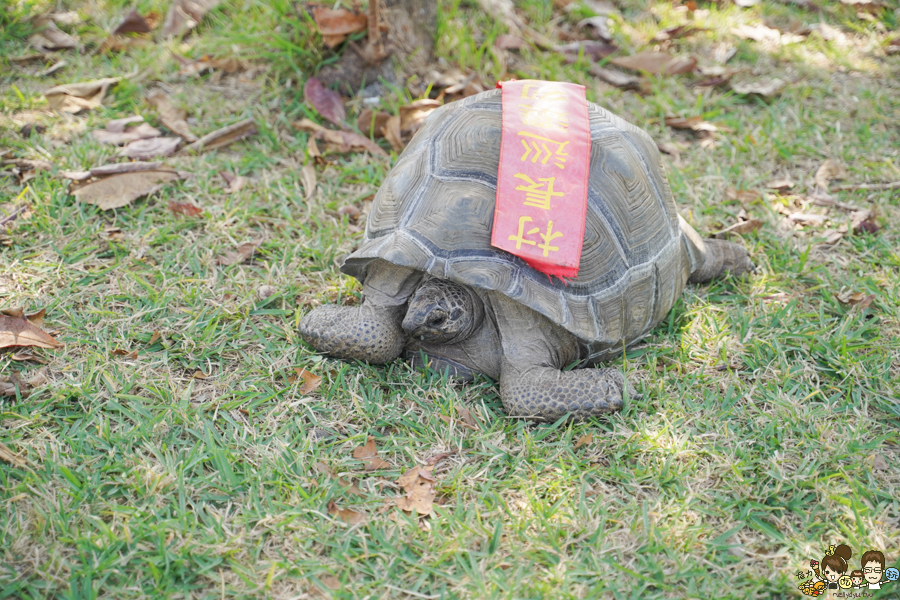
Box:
2 0 900 598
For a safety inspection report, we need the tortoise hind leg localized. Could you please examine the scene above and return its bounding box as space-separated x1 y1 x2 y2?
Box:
679 216 754 283
500 360 626 421
298 261 422 364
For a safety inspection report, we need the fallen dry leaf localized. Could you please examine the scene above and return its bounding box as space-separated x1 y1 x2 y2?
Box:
766 178 795 192
90 161 165 176
217 242 258 266
192 370 208 379
181 119 256 154
835 290 874 309
352 436 391 471
788 212 828 224
459 406 480 429
871 453 888 470
173 53 246 77
72 170 184 210
220 171 247 193
111 348 139 359
395 466 436 516
714 217 763 238
45 78 118 113
495 33 527 50
301 164 317 200
92 121 161 146
383 115 403 152
851 209 880 234
314 461 364 497
0 309 62 349
288 367 322 394
112 9 153 35
437 414 477 431
814 159 849 191
658 141 689 156
357 109 391 138
399 99 441 133
29 17 78 51
589 65 642 90
653 25 704 42
558 40 618 62
730 78 786 97
664 116 719 133
312 6 368 48
574 433 593 449
304 78 346 128
120 136 181 159
36 59 67 78
292 119 387 157
161 0 222 38
732 23 803 45
327 500 366 525
146 89 197 142
307 136 323 162
611 51 696 75
168 201 203 217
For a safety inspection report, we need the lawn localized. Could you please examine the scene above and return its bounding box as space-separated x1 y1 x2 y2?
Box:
1 0 899 598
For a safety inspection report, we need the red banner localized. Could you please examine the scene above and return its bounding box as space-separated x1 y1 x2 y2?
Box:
490 80 590 279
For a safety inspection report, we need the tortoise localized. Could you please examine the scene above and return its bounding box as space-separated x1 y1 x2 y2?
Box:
299 89 752 421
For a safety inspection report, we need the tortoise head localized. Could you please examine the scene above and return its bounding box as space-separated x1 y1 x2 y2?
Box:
402 279 484 344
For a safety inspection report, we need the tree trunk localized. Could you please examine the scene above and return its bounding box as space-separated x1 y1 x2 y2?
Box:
316 0 437 95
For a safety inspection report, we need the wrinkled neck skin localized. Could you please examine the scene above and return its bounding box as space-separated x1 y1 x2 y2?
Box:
402 278 486 345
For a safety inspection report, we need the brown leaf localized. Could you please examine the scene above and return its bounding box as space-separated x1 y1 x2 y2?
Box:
217 242 258 266
730 78 786 97
98 35 152 53
45 78 118 113
29 17 78 51
312 7 367 48
175 54 246 77
395 474 436 516
574 433 593 449
36 60 67 78
327 500 366 525
112 9 153 35
399 99 441 133
161 0 222 38
220 171 247 193
92 122 161 146
665 116 718 133
611 51 696 75
120 137 181 159
788 212 828 224
0 311 62 349
850 209 880 234
192 370 208 379
181 119 256 154
766 178 795 192
589 65 642 89
146 89 197 142
352 435 391 471
357 109 391 138
111 348 139 359
301 165 317 200
289 367 322 395
459 406 480 429
653 25 704 42
382 115 403 152
72 170 184 210
307 136 323 160
713 218 763 238
149 330 161 345
90 161 165 176
495 33 527 50
835 290 874 309
293 120 388 157
558 40 619 62
168 201 203 217
871 453 888 471
814 159 849 192
304 78 346 128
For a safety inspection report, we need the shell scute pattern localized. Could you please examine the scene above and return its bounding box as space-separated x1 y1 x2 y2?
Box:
342 89 687 358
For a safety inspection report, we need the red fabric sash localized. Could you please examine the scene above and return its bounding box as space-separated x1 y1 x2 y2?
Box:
490 80 591 279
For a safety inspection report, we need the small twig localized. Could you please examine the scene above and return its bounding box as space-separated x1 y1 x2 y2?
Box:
831 181 900 192
367 0 381 47
0 205 27 228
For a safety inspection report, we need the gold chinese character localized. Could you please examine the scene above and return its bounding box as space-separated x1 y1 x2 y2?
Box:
520 84 566 103
519 131 569 169
508 216 539 249
514 173 563 210
521 104 569 131
537 221 563 257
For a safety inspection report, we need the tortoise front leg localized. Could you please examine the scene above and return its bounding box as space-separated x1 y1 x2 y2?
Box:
298 260 422 364
499 360 626 421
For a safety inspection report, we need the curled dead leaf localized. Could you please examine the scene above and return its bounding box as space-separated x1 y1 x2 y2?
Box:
357 109 391 138
574 433 593 449
713 217 763 238
304 78 346 128
589 65 642 90
112 9 153 35
558 40 618 62
217 242 258 266
382 115 403 152
611 51 696 75
93 122 161 146
111 348 139 359
395 467 436 516
0 309 62 349
327 500 366 525
301 165 317 200
29 17 78 51
72 170 185 210
168 201 204 217
835 290 874 310
45 78 118 113
289 367 322 395
161 0 222 38
181 119 256 154
399 99 441 133
120 137 181 159
312 6 368 48
352 435 391 471
814 159 849 192
766 178 794 192
292 119 387 157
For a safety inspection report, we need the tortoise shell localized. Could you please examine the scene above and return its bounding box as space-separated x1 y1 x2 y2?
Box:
342 89 693 362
